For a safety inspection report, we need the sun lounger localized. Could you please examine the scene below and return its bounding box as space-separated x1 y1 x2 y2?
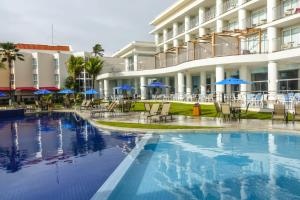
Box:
146 104 160 122
220 103 232 120
293 103 300 123
150 103 172 122
272 103 288 123
90 101 118 118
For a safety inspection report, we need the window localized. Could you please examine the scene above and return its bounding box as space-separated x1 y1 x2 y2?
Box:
33 74 38 86
225 20 238 31
32 58 37 70
250 7 267 27
128 57 134 71
283 0 299 13
282 26 300 47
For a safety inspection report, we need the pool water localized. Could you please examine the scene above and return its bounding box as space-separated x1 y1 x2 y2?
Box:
0 113 139 200
108 132 300 200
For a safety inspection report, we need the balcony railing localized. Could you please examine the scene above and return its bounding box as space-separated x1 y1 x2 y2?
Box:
274 37 300 51
222 0 238 14
272 1 300 21
167 30 173 40
204 9 216 22
178 24 185 35
190 16 199 29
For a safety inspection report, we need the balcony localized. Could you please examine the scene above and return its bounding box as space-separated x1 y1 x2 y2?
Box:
190 16 199 29
273 0 300 21
222 0 238 14
154 28 270 69
204 8 216 22
178 24 185 35
167 30 173 40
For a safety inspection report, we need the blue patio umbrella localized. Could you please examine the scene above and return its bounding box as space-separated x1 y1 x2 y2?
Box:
215 77 252 85
34 89 52 95
58 89 74 94
146 82 169 88
84 89 98 95
0 92 6 97
116 84 134 91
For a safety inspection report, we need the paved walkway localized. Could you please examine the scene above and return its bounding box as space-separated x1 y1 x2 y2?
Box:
75 110 300 133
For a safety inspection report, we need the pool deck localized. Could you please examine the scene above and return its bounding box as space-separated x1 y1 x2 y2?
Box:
65 109 300 134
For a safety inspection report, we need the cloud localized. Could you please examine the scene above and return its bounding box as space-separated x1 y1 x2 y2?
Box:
0 0 175 55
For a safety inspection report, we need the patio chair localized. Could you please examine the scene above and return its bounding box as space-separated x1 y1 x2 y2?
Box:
272 103 288 123
81 100 92 111
150 103 172 122
293 103 300 123
220 103 232 121
79 100 87 111
214 101 221 117
146 104 160 123
90 101 118 118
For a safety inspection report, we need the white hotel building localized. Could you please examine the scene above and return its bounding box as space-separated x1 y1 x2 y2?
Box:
97 0 300 101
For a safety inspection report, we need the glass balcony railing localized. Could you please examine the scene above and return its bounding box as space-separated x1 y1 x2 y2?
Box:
222 0 238 14
167 31 173 40
273 37 300 51
204 9 216 22
190 16 199 29
272 1 300 21
178 25 185 35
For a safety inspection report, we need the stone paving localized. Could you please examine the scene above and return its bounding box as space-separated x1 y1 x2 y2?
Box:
75 110 300 133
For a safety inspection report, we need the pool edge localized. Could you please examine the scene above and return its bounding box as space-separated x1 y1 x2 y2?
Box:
90 133 153 200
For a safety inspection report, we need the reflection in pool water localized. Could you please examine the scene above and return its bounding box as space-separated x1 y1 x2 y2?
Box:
0 112 139 200
108 133 300 200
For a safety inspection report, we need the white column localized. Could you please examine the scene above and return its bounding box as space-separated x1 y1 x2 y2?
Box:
133 54 138 71
178 72 185 100
226 72 231 95
164 44 169 52
268 27 278 53
216 0 223 16
140 76 147 100
99 80 104 98
165 76 170 96
268 61 278 100
125 58 129 71
186 72 192 96
175 75 178 94
240 65 250 95
173 22 179 47
211 74 216 93
238 8 248 30
200 71 207 95
216 20 224 32
267 0 277 22
216 65 225 101
173 39 179 48
163 28 168 42
104 79 109 99
134 78 139 95
199 7 205 25
185 15 191 42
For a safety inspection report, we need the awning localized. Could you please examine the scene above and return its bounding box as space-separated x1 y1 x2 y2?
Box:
16 87 37 91
0 87 11 91
39 87 60 91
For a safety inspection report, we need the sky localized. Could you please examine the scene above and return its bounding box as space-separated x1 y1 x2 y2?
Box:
0 0 176 56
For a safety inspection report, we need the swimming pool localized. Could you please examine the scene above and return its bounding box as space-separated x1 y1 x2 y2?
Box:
0 113 139 200
98 132 300 200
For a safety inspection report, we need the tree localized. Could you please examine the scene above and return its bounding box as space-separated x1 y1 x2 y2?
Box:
92 44 104 57
85 56 104 89
64 76 75 89
66 55 84 92
0 42 24 100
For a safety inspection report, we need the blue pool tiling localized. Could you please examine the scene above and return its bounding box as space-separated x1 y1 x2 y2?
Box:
106 132 300 200
0 112 139 200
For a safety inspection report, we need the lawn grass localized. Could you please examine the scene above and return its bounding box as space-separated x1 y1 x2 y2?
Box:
131 101 275 120
97 121 220 130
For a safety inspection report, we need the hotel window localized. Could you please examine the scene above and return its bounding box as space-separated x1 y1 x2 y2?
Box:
282 26 300 48
283 0 300 14
225 20 238 31
54 58 59 70
246 32 267 53
55 74 59 85
250 8 267 27
33 74 38 85
32 58 37 70
128 57 134 71
10 74 14 85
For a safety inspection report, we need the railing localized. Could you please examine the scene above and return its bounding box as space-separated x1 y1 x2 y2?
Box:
273 37 300 51
240 39 269 54
166 53 176 67
158 36 163 44
190 16 199 29
178 24 185 35
167 30 173 40
178 48 187 64
222 0 238 14
204 9 216 22
272 1 300 21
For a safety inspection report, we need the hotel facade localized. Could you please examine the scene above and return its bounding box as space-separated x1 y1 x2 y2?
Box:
97 0 300 101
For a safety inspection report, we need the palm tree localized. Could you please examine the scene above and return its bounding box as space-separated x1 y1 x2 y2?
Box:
92 44 104 57
85 57 104 89
66 55 84 92
0 43 24 100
